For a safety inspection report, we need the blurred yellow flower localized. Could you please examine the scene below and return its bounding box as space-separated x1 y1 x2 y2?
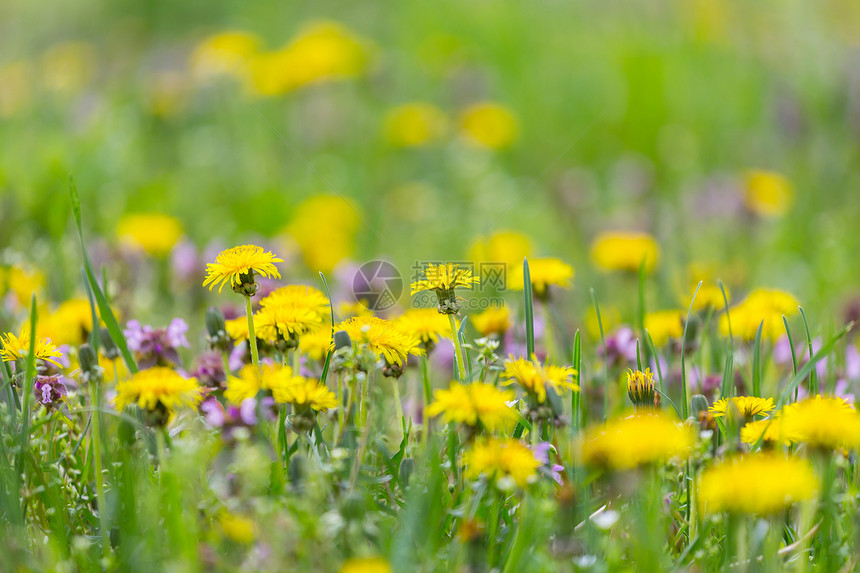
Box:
203 245 283 294
471 305 511 337
502 355 578 404
114 367 201 415
41 42 94 94
710 396 775 420
220 513 256 544
272 376 337 411
249 21 370 96
719 287 799 340
644 310 684 346
689 282 729 312
590 232 660 273
0 265 45 307
287 194 360 273
740 417 789 446
340 557 391 573
190 31 261 81
0 62 33 118
117 213 183 257
782 395 860 449
337 316 422 367
0 330 64 368
383 102 448 147
463 437 540 488
509 258 574 297
699 455 817 515
579 412 695 470
468 230 533 268
426 381 517 431
743 170 793 218
396 308 452 347
99 353 130 383
337 300 374 320
35 298 94 346
459 102 518 149
300 327 333 362
225 363 293 404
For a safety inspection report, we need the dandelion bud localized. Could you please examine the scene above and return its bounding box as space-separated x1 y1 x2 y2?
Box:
232 270 259 297
78 343 101 384
690 394 709 416
399 457 415 486
99 328 120 360
626 368 657 410
333 330 351 350
205 306 226 338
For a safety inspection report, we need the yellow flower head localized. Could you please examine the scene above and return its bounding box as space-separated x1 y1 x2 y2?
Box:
467 231 533 267
0 265 44 306
396 308 451 347
459 102 518 149
410 263 480 295
501 355 578 404
579 412 695 470
116 213 183 257
689 282 729 312
224 363 293 404
743 170 793 218
590 232 660 274
699 454 817 515
709 396 775 420
509 258 574 297
203 245 283 294
254 284 330 342
426 381 517 431
285 194 360 273
114 367 201 414
782 395 860 449
261 285 330 315
300 327 333 362
0 330 63 368
719 288 799 340
337 316 423 367
219 512 257 544
644 310 684 347
627 368 657 408
35 298 95 346
340 557 391 573
471 305 512 337
384 102 448 147
463 438 540 488
191 31 261 81
741 417 790 446
272 376 337 412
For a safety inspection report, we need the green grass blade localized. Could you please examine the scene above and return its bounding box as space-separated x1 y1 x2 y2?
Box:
590 288 609 420
523 258 535 358
318 272 335 383
680 281 702 420
776 322 852 409
797 307 817 395
572 330 581 433
751 321 764 397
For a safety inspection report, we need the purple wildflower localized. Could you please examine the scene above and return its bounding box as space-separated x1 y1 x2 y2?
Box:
532 442 564 485
124 318 190 369
33 375 67 409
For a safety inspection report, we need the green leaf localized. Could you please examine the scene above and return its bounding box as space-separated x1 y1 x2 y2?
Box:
523 258 535 358
798 307 817 395
751 321 764 397
318 272 335 383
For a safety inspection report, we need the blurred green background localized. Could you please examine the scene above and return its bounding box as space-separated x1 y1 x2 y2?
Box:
2 0 860 320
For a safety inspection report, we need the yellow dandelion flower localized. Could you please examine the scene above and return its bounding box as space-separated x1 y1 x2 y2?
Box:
116 213 183 257
1 265 45 306
579 412 695 470
501 355 578 404
35 298 95 346
191 31 260 81
338 300 374 320
710 396 775 420
261 284 329 316
396 308 452 347
471 305 511 338
463 438 540 488
741 417 790 446
337 316 423 367
225 316 250 343
719 288 799 340
300 327 333 362
590 231 660 274
627 368 658 409
743 170 793 218
271 376 337 412
426 381 517 431
383 102 448 147
224 363 294 404
644 310 684 347
0 330 63 368
340 557 391 573
203 245 283 294
114 367 200 414
782 395 860 449
410 263 480 295
508 258 574 297
699 455 817 515
99 354 130 383
285 194 360 273
459 102 518 149
689 282 729 312
254 305 324 343
467 231 533 268
257 284 330 339
219 512 256 544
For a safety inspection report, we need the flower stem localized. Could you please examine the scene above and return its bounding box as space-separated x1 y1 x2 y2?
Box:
449 314 466 381
244 295 259 368
90 383 109 557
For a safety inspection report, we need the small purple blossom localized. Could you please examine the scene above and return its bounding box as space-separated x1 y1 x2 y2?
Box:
201 396 276 440
532 442 564 485
124 318 190 369
193 351 227 389
33 376 67 409
600 327 638 366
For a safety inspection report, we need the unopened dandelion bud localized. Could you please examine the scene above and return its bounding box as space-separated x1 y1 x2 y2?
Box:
98 328 120 360
382 359 404 379
333 330 351 350
205 306 226 338
690 394 709 416
232 270 259 297
78 344 101 383
626 368 656 410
